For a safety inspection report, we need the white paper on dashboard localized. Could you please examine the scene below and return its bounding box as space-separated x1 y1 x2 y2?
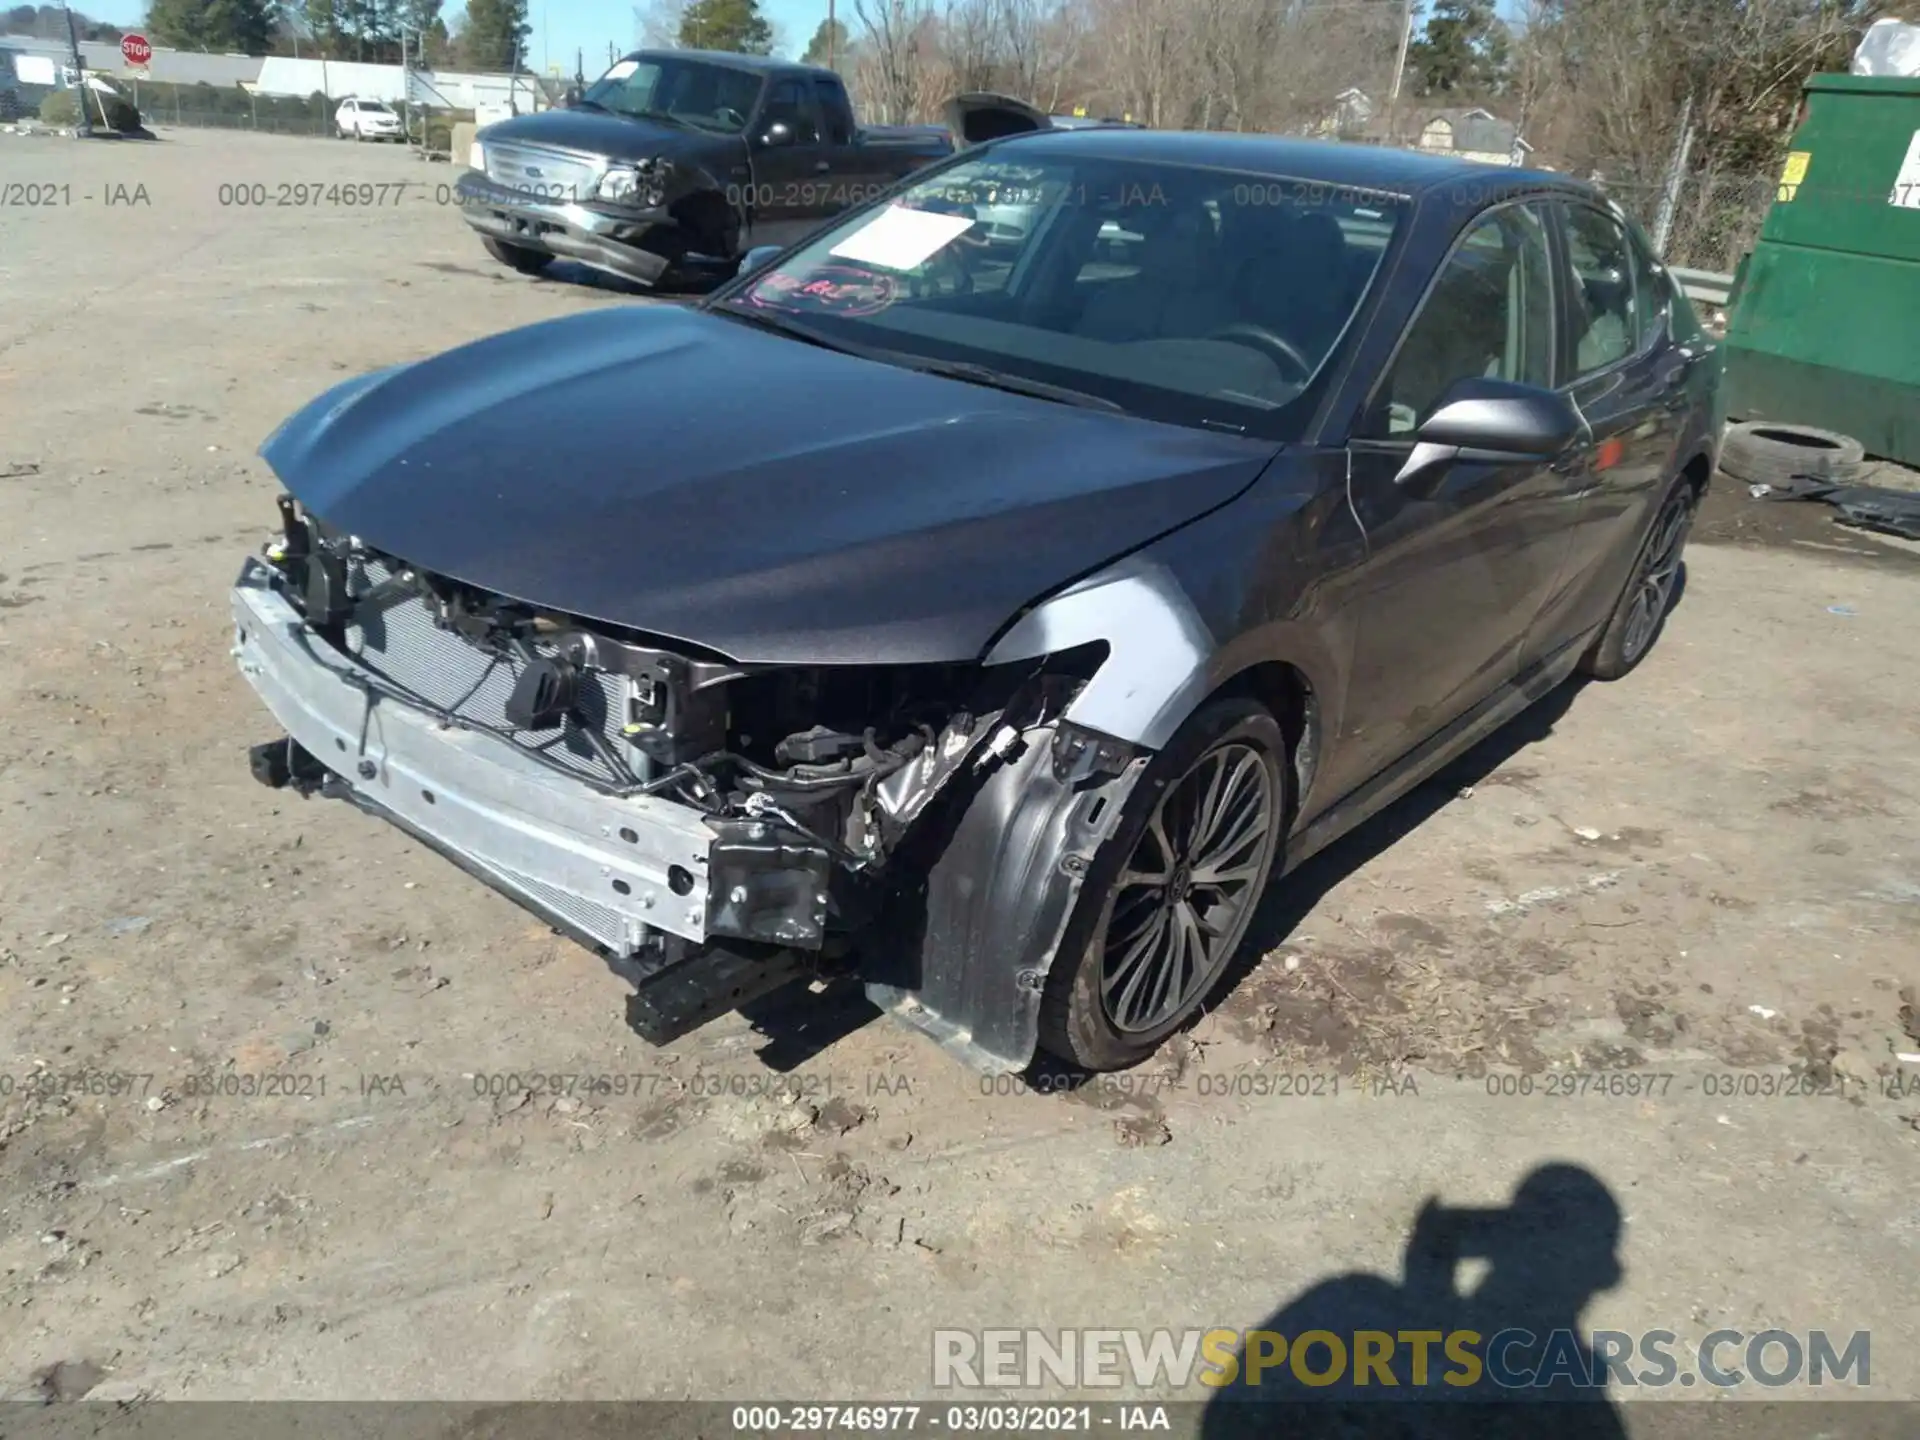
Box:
828 205 975 270
602 59 638 80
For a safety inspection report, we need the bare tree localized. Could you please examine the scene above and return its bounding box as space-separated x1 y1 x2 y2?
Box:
634 0 684 49
852 0 940 121
852 0 1867 203
1092 0 1184 125
943 0 1002 91
1521 0 1867 180
998 0 1087 112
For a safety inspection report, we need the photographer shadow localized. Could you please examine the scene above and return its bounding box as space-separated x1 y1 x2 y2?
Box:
1200 1163 1627 1440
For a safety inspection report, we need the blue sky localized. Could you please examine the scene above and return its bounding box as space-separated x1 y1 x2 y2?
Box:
78 0 1506 90
80 0 833 73
506 0 836 75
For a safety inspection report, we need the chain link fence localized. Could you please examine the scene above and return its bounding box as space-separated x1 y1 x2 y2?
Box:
106 82 469 152
119 82 338 136
1599 169 1778 274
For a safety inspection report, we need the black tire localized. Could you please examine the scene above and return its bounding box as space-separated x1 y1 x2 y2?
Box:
1579 474 1697 681
483 237 553 275
1039 697 1288 1071
1719 421 1864 487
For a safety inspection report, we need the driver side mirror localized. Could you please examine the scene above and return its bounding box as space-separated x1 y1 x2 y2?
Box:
1393 377 1588 495
757 120 795 149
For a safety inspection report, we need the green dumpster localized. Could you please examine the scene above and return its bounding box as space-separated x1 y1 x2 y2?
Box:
1721 72 1920 467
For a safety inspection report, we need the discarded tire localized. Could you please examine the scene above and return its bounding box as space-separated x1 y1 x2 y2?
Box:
1719 421 1864 487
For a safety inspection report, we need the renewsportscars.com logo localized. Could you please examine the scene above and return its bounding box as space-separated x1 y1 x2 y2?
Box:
932 1328 1871 1393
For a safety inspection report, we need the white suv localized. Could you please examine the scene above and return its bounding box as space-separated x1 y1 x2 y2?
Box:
335 97 402 142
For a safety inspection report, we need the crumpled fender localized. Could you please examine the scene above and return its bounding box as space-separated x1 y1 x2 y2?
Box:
867 720 1147 1073
865 553 1222 1069
983 553 1214 751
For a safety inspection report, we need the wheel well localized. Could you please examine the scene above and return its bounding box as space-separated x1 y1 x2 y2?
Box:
673 190 736 257
1214 662 1318 823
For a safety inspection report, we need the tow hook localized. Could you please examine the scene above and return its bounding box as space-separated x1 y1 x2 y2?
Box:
249 736 327 793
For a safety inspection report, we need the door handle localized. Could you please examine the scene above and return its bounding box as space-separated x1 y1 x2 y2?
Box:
812 161 832 174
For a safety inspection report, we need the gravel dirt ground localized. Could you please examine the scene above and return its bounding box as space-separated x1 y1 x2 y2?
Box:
2 131 1918 1418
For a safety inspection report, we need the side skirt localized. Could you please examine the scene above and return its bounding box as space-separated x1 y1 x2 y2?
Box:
1282 630 1597 876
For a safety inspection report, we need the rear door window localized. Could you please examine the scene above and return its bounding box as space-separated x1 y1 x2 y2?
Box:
1559 203 1637 377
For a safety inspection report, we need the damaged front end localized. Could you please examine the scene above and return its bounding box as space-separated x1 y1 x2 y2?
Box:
232 497 1147 1071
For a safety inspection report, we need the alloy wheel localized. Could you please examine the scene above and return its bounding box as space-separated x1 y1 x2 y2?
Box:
1099 740 1278 1034
1620 489 1694 663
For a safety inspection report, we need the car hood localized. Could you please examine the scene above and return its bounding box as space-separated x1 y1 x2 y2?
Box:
476 108 730 164
259 305 1277 666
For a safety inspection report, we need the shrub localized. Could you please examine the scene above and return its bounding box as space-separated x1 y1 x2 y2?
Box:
43 88 144 132
38 89 77 126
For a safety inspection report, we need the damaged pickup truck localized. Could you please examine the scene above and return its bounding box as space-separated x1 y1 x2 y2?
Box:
455 50 952 287
236 128 1717 1072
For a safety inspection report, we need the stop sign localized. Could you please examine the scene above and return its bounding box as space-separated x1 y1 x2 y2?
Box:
120 33 152 66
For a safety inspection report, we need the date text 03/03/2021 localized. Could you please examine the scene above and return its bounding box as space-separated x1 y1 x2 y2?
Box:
728 1404 1171 1432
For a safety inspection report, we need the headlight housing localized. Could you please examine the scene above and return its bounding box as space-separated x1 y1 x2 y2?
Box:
594 160 669 209
469 140 485 172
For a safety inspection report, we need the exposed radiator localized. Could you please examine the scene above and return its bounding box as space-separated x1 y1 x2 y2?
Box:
341 559 641 787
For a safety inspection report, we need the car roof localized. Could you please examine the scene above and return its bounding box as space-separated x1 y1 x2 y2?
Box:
999 127 1584 199
631 48 819 77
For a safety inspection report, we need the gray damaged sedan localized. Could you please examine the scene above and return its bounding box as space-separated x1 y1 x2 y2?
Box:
234 128 1719 1073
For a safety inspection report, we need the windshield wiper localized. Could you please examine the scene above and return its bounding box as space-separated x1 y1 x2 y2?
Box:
897 358 1125 413
713 308 1124 412
709 305 866 355
631 107 695 129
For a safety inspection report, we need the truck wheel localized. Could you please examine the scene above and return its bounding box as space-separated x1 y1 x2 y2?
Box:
483 238 552 275
1039 698 1287 1071
1718 421 1863 488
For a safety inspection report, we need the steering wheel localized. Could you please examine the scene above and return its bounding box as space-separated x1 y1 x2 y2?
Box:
1207 323 1313 383
909 250 974 300
715 106 746 130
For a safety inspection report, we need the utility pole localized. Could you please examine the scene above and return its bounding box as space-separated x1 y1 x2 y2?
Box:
827 0 836 69
400 24 420 150
1383 0 1415 148
61 0 93 138
1652 93 1696 258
